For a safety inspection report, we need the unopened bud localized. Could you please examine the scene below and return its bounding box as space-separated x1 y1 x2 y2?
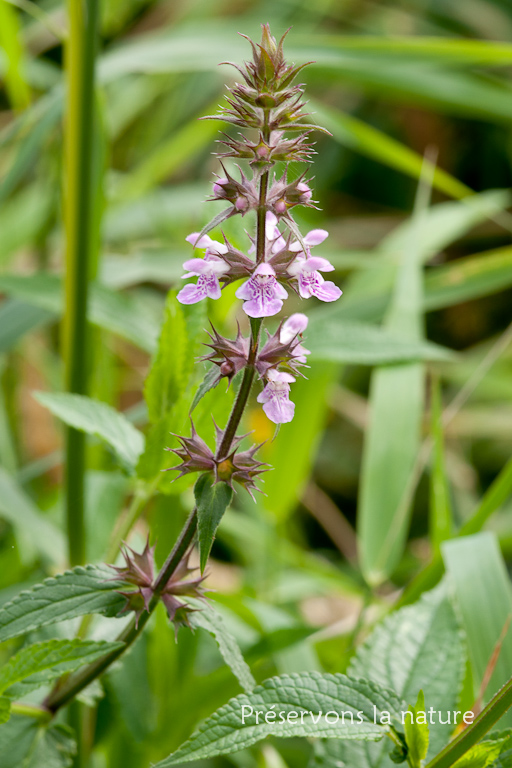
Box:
297 181 312 202
213 178 229 197
275 199 287 214
235 196 249 211
220 360 235 377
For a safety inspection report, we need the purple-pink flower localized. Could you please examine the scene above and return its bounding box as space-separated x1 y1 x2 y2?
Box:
235 263 288 318
257 369 296 424
177 233 229 305
280 313 311 363
286 229 342 303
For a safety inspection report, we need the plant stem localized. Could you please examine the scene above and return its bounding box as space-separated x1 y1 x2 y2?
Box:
64 0 99 566
45 112 271 717
45 508 198 713
11 701 52 723
425 672 512 768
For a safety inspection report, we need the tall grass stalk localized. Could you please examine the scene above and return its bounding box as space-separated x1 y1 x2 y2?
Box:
63 0 99 567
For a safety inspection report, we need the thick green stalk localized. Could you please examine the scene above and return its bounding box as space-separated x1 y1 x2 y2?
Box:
63 0 99 566
426 673 512 768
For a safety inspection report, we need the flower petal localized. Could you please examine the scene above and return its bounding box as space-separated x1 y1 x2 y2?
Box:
304 229 328 246
280 313 309 343
177 284 207 304
262 396 295 424
313 280 342 302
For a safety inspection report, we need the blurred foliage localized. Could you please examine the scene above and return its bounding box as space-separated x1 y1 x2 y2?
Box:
1 0 512 766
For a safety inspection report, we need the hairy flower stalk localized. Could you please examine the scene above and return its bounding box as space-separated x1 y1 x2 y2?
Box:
172 23 342 496
43 24 342 715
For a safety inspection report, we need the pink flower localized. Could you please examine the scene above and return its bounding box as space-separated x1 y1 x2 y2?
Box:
177 233 230 304
280 313 311 362
235 263 288 318
287 229 342 302
257 369 296 424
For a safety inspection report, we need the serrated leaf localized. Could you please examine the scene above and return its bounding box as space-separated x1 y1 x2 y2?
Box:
404 690 429 768
453 742 505 768
0 718 76 768
155 672 405 767
144 291 189 424
195 474 233 572
0 697 10 724
316 587 465 768
188 600 255 693
190 365 221 413
0 565 126 643
34 392 145 474
0 639 124 696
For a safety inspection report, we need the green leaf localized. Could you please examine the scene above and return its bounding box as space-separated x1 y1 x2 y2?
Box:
0 300 53 354
0 565 126 643
189 601 256 693
429 378 452 549
0 697 10 725
34 392 145 474
404 691 430 768
0 718 76 768
306 317 453 364
0 274 159 353
314 589 464 768
144 291 189 424
424 246 512 312
453 742 505 768
357 162 432 585
0 466 65 566
0 638 124 696
155 672 404 766
190 365 221 414
312 101 470 200
350 587 464 756
195 474 233 573
442 533 512 721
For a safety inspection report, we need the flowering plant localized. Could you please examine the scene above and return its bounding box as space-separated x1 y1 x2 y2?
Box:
169 24 341 512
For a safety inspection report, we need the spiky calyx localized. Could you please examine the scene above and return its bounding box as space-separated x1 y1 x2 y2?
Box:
165 422 268 498
256 323 309 377
202 323 249 385
204 25 320 142
109 541 207 630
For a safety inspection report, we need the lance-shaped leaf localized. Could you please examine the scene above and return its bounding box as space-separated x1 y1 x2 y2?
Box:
404 690 430 768
195 474 233 572
34 392 145 474
442 532 512 725
154 671 405 767
0 565 126 643
357 161 432 585
0 639 124 697
189 600 255 693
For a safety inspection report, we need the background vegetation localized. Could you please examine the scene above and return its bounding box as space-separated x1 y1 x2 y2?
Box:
1 0 512 766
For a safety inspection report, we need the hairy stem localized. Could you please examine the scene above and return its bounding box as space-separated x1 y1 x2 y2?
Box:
45 508 198 714
44 109 272 719
64 0 99 567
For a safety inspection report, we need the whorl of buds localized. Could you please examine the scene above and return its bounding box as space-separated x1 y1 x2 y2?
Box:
109 540 206 631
